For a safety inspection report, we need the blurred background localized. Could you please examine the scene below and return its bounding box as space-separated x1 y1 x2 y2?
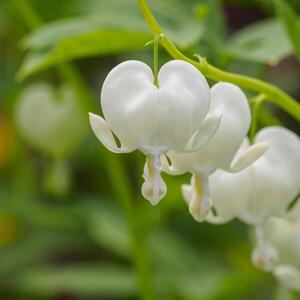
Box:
0 0 300 299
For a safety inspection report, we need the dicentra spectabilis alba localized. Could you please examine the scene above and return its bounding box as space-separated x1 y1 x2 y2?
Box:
206 126 300 270
89 60 222 205
162 82 267 221
262 216 300 290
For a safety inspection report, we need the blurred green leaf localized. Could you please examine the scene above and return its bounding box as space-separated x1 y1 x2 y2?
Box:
274 0 300 61
12 264 136 297
225 19 293 64
18 0 205 79
18 29 151 80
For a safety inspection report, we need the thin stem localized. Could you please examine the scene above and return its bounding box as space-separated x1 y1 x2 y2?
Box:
137 0 300 121
249 94 267 143
13 1 156 299
153 33 161 87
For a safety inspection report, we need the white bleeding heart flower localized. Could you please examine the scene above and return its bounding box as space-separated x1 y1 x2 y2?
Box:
89 60 221 205
207 126 300 225
260 217 300 288
162 82 267 222
205 127 300 271
15 83 87 158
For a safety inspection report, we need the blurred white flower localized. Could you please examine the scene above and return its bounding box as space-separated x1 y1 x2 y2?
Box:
89 60 221 205
15 83 87 158
163 82 267 221
262 216 300 288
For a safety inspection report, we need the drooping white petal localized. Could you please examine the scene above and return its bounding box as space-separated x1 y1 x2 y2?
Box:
229 142 268 172
181 174 212 222
181 113 222 152
274 265 300 292
89 113 136 153
141 155 167 205
251 224 278 272
161 155 186 176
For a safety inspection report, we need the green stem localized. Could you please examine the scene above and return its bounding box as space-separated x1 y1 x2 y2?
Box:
153 33 161 87
249 94 267 143
13 1 155 299
137 0 300 121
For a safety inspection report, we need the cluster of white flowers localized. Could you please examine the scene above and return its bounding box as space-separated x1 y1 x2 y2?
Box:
89 60 300 289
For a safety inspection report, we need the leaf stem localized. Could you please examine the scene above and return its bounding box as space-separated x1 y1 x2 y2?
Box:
137 0 300 121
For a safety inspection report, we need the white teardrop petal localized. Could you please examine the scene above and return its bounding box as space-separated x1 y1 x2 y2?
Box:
89 113 136 153
229 142 268 172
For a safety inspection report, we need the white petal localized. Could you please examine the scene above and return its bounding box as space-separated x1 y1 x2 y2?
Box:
182 113 222 152
160 155 186 175
89 113 136 153
161 82 251 176
274 265 300 291
101 60 159 149
252 241 278 272
229 142 268 172
182 174 212 223
141 155 167 205
157 60 211 150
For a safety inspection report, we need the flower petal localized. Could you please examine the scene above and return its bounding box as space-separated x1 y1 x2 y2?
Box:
181 113 222 152
160 154 186 175
182 174 212 222
141 155 167 205
274 265 300 291
157 60 211 150
89 113 136 153
101 60 158 149
229 142 268 172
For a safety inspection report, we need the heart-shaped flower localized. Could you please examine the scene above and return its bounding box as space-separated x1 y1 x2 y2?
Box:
259 217 300 284
163 82 267 221
89 60 221 205
207 126 300 226
15 83 87 158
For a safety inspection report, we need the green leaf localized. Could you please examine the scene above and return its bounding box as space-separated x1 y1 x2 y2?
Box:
18 30 151 80
274 0 300 60
225 19 292 65
12 264 136 297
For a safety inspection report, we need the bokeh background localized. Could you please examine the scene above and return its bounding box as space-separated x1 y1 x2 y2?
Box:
0 0 300 299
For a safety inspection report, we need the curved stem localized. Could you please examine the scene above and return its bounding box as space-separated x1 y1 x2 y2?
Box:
249 94 267 143
137 0 300 121
153 34 161 87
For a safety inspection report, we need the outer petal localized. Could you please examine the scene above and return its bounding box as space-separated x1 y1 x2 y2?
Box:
208 167 252 224
157 60 210 150
165 82 251 175
274 265 300 291
89 113 136 153
101 60 159 150
245 127 300 221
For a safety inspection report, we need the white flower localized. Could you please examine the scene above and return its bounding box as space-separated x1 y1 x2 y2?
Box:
207 126 300 225
261 217 300 289
89 60 221 205
163 82 267 221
